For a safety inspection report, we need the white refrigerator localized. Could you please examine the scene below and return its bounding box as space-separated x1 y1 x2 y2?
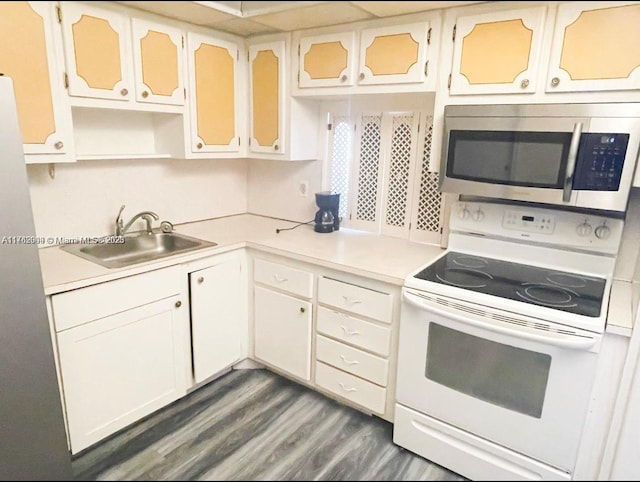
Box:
0 75 73 479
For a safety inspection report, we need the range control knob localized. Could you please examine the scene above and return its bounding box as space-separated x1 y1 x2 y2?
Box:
576 221 593 237
595 224 611 240
457 206 471 220
471 208 485 222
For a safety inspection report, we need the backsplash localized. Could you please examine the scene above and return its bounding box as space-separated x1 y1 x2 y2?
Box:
27 158 248 239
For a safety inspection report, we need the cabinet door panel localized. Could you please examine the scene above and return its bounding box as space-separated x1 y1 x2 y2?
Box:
187 32 239 153
57 296 187 453
358 23 429 85
249 41 285 154
546 1 640 93
254 286 311 380
132 18 184 105
0 2 73 157
450 7 546 95
299 32 355 88
190 257 242 383
60 2 132 101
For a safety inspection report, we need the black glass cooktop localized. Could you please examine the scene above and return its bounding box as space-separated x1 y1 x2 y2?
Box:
414 252 606 317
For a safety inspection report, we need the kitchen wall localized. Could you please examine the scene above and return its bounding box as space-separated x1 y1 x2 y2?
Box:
615 188 640 282
27 158 248 239
247 158 323 223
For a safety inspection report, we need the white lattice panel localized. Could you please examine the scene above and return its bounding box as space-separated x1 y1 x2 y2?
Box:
381 113 419 239
410 115 443 245
351 114 382 231
329 117 352 221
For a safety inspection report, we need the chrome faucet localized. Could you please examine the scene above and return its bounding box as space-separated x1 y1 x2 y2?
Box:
115 205 159 236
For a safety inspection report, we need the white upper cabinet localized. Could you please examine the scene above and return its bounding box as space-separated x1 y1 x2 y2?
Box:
449 6 547 95
546 1 640 93
60 2 133 102
131 18 185 105
0 2 74 162
298 31 356 88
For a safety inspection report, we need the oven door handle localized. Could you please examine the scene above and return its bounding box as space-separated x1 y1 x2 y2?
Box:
562 122 583 202
403 291 597 350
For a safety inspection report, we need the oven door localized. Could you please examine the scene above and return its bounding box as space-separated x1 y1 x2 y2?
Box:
396 288 601 472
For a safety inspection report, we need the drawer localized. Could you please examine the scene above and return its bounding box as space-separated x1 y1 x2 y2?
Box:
315 361 386 415
318 277 393 323
316 306 391 356
316 335 388 386
51 266 182 332
254 258 313 298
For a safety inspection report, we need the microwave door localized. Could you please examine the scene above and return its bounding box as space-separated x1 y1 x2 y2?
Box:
441 116 591 206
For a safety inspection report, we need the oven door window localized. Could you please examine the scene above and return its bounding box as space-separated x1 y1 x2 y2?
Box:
426 323 551 418
446 130 572 188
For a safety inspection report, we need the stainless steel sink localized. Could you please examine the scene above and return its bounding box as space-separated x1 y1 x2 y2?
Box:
61 231 217 268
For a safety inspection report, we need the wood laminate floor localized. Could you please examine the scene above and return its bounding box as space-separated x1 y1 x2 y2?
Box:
72 368 466 481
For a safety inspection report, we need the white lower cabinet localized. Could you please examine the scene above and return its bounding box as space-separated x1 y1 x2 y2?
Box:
253 285 312 381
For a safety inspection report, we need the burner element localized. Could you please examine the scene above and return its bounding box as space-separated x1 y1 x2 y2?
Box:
452 254 489 269
436 267 493 288
517 283 579 308
547 273 588 288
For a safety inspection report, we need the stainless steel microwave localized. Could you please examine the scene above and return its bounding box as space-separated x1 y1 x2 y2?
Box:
440 103 640 212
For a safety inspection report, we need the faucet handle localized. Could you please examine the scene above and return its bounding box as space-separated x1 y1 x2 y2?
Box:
160 220 174 233
115 205 126 235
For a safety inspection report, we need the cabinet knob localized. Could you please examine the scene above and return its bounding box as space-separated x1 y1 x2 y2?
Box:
197 142 203 149
142 90 149 98
120 88 129 96
197 276 204 284
340 74 347 82
299 307 306 313
520 79 530 88
54 141 64 150
551 77 560 87
175 300 182 308
359 72 365 81
274 144 279 151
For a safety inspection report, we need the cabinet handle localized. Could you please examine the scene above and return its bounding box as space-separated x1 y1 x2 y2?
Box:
340 325 360 336
274 144 279 151
339 382 357 393
141 90 149 98
299 307 306 313
54 141 64 150
359 72 365 81
273 274 288 283
197 142 203 149
342 296 363 305
197 276 204 284
340 74 347 82
120 88 128 96
175 300 182 308
520 79 530 88
339 355 359 366
551 77 560 87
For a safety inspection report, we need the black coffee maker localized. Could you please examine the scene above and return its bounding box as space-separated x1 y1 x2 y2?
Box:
314 191 340 233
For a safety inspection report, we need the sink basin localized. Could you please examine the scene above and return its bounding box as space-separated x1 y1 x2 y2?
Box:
61 231 217 268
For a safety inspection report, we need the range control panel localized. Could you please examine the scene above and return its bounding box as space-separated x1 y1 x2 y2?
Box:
450 201 624 255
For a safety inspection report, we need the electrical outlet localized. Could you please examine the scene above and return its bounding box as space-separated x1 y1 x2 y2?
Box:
298 180 309 198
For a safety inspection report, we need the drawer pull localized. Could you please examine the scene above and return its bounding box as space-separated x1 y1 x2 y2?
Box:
273 274 288 283
339 383 357 393
342 296 363 305
340 325 360 336
339 355 359 366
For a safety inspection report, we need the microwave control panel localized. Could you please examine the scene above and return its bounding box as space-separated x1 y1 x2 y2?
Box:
573 133 629 191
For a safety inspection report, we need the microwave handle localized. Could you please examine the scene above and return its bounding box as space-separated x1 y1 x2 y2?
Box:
563 122 583 202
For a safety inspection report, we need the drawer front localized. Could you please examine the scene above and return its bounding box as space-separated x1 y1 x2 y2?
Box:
316 306 391 356
318 277 393 323
315 361 386 415
51 266 182 332
254 258 313 298
316 335 388 386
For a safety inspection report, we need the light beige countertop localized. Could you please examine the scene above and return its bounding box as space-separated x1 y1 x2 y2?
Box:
39 214 445 295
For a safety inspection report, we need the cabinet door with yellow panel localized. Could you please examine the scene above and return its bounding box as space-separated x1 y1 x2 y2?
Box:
357 22 431 86
546 1 640 93
0 1 74 162
186 32 240 154
249 41 286 155
131 18 184 106
298 32 356 88
59 1 133 102
449 6 547 95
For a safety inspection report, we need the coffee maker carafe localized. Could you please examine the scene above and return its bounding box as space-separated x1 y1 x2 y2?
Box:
314 192 340 233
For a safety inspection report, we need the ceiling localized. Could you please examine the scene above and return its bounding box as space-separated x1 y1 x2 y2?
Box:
118 1 485 37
